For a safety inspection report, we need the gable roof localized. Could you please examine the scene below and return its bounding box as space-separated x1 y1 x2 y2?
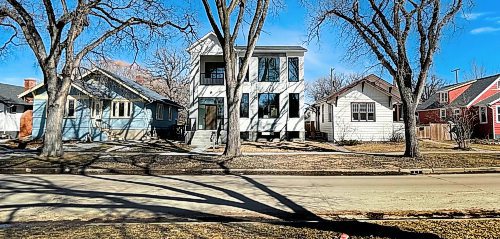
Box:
450 74 500 107
17 68 182 108
0 83 32 106
474 92 500 106
315 74 400 105
417 74 500 110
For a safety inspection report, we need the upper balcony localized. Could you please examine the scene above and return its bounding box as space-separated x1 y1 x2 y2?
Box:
200 56 225 86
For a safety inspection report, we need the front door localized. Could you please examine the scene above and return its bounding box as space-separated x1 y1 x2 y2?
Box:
205 105 217 130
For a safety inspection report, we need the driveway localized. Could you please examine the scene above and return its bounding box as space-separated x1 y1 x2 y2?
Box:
0 174 498 223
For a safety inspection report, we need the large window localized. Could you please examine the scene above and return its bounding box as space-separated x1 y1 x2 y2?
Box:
202 62 225 85
352 102 375 122
321 104 324 123
239 57 249 82
289 93 299 118
393 104 403 122
65 99 75 118
168 106 173 121
91 100 102 118
328 104 333 122
112 100 132 118
288 57 299 82
258 93 279 118
156 103 164 120
240 93 249 118
258 57 280 82
480 106 488 124
497 106 500 123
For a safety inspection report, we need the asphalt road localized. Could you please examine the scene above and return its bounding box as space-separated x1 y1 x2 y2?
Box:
0 174 498 223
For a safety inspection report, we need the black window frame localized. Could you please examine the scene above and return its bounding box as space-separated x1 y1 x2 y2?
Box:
393 104 404 122
289 93 300 118
258 93 280 119
65 99 75 118
202 62 225 85
258 57 280 82
239 57 249 82
240 93 249 118
352 102 376 122
288 57 299 82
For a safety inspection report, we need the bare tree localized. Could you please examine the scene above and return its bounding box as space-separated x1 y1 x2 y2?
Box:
0 0 192 157
446 107 476 150
201 0 272 157
148 48 190 123
306 72 359 101
422 75 445 101
308 0 463 157
464 60 487 81
96 50 191 124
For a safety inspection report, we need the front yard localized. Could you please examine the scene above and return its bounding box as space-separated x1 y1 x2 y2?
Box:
1 151 499 174
343 140 500 153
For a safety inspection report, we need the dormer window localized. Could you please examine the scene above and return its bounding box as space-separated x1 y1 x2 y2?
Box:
497 80 500 89
439 92 448 103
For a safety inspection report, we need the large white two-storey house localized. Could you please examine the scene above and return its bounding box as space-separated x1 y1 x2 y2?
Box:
186 32 306 146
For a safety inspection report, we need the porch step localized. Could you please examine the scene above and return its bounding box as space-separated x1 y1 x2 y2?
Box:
190 130 218 147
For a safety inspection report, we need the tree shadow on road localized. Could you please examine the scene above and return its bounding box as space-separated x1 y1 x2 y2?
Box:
0 174 441 239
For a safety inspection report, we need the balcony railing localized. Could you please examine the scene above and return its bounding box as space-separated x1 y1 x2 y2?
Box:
200 72 224 85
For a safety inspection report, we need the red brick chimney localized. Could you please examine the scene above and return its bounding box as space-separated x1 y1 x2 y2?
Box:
24 78 37 91
23 78 37 103
135 75 145 84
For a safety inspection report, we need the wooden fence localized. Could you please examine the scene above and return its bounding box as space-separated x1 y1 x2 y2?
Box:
417 123 451 141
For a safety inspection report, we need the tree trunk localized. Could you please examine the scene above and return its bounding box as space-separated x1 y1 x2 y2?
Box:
401 95 420 158
223 51 242 157
41 73 71 158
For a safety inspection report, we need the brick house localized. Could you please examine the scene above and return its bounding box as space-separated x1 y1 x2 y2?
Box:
417 74 500 139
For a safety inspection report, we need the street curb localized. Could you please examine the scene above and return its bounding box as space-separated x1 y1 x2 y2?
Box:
0 167 499 176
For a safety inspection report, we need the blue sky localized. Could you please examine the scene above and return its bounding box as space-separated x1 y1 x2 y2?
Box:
1 1 500 87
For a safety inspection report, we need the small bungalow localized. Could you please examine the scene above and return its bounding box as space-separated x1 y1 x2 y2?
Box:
312 74 404 142
0 81 34 139
18 68 181 141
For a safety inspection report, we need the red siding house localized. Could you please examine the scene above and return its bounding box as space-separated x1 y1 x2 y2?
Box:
417 74 500 139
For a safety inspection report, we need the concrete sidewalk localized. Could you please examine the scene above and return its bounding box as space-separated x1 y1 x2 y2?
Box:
1 174 498 223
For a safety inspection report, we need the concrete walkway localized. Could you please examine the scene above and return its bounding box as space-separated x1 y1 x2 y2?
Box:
0 174 498 223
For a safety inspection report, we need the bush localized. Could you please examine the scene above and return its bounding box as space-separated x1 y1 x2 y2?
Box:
338 139 360 146
389 130 404 143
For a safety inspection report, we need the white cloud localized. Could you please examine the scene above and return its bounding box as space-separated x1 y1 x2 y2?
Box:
470 27 500 34
462 12 489 20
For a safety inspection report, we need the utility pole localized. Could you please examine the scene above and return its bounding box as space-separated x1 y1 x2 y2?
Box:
452 68 460 83
330 67 335 88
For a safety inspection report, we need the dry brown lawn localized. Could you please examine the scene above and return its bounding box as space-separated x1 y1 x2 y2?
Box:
206 140 340 153
1 220 498 239
344 140 457 153
471 143 500 151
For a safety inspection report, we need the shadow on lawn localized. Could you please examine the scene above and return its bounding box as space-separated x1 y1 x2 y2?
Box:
0 173 441 239
241 141 340 152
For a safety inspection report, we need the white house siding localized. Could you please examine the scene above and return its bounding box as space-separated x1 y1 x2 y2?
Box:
188 33 305 141
320 84 404 141
0 102 24 137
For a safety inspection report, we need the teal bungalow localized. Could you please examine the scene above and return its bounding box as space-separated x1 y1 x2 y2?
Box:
18 68 181 141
